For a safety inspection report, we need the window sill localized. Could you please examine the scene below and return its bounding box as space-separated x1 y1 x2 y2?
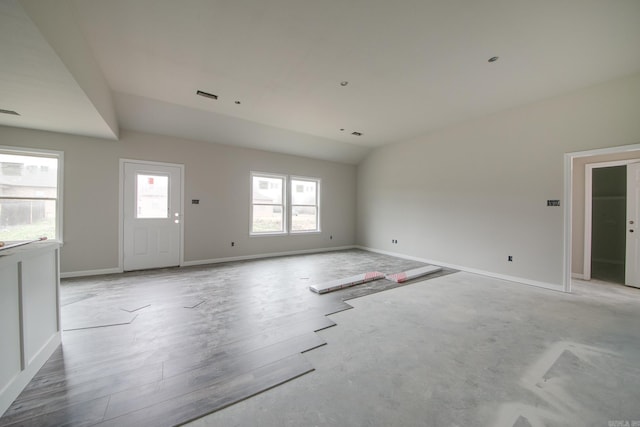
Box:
250 232 288 237
249 231 321 237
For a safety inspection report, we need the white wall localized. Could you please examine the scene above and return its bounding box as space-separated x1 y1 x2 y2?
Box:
357 72 640 286
0 127 356 274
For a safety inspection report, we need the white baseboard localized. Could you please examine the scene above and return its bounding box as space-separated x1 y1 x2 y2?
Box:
60 247 357 278
356 246 566 293
182 245 356 267
61 267 122 278
571 273 586 280
61 246 563 294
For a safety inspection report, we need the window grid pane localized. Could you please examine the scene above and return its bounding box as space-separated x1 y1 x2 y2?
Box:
291 206 317 231
252 176 283 204
252 205 284 233
291 179 316 206
0 199 56 240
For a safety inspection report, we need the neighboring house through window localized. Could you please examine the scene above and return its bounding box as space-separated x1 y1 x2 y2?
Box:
250 172 320 235
0 147 63 241
251 172 286 234
291 177 320 232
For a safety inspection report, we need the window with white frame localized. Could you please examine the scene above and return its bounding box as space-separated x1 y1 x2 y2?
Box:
250 172 320 235
291 177 320 232
251 172 286 234
0 147 63 241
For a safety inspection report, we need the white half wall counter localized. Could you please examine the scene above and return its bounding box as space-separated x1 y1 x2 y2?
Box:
0 241 61 417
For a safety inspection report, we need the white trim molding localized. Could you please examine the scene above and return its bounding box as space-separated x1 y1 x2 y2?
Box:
60 267 122 279
182 246 356 267
61 246 357 277
565 142 640 293
357 246 565 293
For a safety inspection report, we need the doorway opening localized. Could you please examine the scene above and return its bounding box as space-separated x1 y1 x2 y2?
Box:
564 144 640 292
588 164 627 284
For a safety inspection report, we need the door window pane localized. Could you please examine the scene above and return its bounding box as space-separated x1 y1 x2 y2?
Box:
136 174 169 218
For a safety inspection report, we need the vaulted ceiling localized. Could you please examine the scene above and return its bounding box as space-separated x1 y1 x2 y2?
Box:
2 0 640 164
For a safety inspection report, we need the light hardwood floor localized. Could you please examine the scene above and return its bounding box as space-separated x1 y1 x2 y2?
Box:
0 249 451 427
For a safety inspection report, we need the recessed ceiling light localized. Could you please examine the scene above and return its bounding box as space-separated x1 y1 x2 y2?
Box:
0 109 20 116
488 56 499 63
351 131 362 136
340 81 349 87
196 90 218 100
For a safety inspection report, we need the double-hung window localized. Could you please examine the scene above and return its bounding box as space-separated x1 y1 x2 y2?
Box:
290 177 320 233
250 172 320 235
0 147 63 241
251 172 286 234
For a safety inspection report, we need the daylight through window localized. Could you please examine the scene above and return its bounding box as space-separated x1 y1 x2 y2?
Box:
251 173 286 234
0 148 62 241
250 172 320 234
291 178 319 232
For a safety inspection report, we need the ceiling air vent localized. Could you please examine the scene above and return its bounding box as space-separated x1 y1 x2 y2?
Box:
196 90 218 100
351 131 363 136
0 109 20 116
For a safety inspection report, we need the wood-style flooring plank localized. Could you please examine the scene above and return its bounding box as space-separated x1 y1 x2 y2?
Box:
5 363 163 416
0 249 452 427
0 395 110 427
98 353 314 427
103 333 324 420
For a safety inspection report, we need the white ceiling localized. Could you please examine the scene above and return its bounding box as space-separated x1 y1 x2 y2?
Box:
2 0 640 164
0 0 117 140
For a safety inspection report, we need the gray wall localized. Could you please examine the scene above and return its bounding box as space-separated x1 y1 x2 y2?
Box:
357 72 640 286
0 127 357 274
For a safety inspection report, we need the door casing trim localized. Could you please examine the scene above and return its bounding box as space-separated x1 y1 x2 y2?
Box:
119 158 185 272
564 143 640 292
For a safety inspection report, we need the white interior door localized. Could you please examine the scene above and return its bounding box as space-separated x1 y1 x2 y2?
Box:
123 161 182 271
626 162 640 287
